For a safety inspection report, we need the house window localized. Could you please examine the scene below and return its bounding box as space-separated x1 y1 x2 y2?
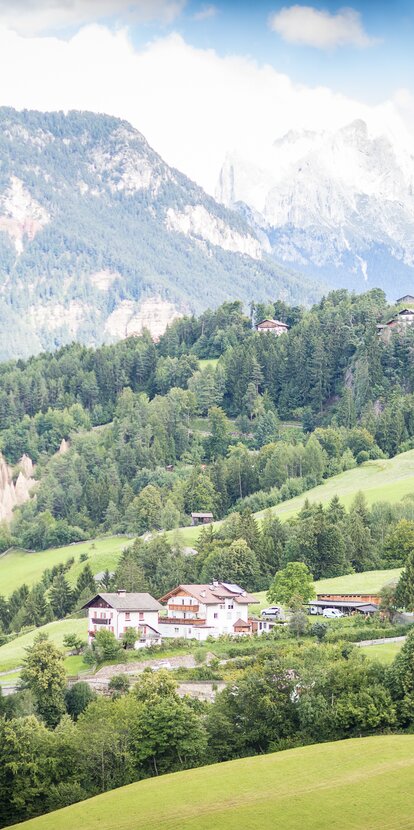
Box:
228 604 234 610
213 612 218 619
139 612 144 620
182 598 185 605
219 604 225 609
174 627 179 633
125 612 131 621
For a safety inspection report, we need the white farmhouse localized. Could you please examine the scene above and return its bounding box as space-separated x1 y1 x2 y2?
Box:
158 582 258 641
82 590 162 649
256 318 289 336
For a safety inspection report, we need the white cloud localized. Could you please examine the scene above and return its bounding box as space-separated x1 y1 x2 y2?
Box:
0 24 409 194
0 0 185 36
269 5 377 49
193 4 217 21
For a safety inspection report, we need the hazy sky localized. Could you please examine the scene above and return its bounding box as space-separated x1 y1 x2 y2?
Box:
0 1 412 193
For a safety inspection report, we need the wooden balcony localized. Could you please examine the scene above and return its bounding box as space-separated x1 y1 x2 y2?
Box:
168 604 199 612
91 618 111 625
161 617 206 626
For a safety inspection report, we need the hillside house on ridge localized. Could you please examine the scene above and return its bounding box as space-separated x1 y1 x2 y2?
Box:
256 318 289 336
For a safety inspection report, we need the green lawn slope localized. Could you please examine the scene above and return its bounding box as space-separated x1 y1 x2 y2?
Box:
170 448 414 547
11 735 414 830
360 641 403 664
0 536 129 597
314 568 402 594
3 451 414 599
0 618 87 673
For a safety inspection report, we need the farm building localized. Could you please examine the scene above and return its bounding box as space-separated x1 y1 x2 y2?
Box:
317 592 380 606
377 300 414 340
158 581 259 640
309 598 378 616
396 295 414 305
256 318 289 336
191 511 214 526
82 590 163 647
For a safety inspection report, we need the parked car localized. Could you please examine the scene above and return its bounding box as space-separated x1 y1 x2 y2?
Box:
322 608 344 619
261 606 281 618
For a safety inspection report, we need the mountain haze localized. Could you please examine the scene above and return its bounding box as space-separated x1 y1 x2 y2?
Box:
217 119 414 295
0 107 319 360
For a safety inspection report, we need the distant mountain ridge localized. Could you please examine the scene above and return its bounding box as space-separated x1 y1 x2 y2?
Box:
0 107 319 360
217 119 414 295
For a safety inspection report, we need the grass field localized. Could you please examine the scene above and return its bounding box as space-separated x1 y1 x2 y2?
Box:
256 448 414 520
3 450 414 596
11 735 414 830
0 617 88 673
0 535 129 597
314 568 402 594
169 448 414 547
360 641 403 664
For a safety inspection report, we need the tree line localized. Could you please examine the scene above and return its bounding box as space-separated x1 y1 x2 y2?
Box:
2 627 414 826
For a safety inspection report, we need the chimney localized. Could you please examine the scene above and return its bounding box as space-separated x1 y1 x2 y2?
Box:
117 588 126 596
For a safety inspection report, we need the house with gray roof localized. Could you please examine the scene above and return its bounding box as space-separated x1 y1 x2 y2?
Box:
82 589 162 648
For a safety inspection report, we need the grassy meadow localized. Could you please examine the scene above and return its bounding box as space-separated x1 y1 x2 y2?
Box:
10 735 414 830
0 536 129 598
169 448 414 547
360 641 403 664
0 617 88 673
3 450 414 596
314 568 402 595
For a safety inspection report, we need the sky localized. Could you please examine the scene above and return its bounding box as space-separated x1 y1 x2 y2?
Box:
0 0 413 194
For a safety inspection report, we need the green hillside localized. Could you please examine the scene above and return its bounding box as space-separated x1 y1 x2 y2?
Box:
314 568 402 595
260 449 414 520
171 449 414 547
0 618 87 673
2 449 412 601
0 536 128 597
10 735 414 830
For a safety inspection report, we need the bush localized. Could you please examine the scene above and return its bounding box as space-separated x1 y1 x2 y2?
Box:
194 649 206 664
108 673 130 696
65 682 96 719
310 621 328 642
326 621 412 643
91 629 123 662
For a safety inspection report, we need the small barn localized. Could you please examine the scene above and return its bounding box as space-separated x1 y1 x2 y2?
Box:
191 512 214 526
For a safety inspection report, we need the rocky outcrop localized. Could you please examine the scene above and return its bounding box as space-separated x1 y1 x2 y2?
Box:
0 453 36 523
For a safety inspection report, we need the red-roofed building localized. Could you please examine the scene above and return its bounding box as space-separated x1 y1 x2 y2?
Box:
158 581 259 641
256 318 289 336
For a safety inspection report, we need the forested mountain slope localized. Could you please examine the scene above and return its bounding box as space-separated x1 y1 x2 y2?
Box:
0 290 413 636
1 288 414 555
0 107 318 359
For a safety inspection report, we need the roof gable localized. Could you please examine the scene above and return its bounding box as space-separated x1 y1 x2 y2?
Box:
159 583 259 605
81 592 162 612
